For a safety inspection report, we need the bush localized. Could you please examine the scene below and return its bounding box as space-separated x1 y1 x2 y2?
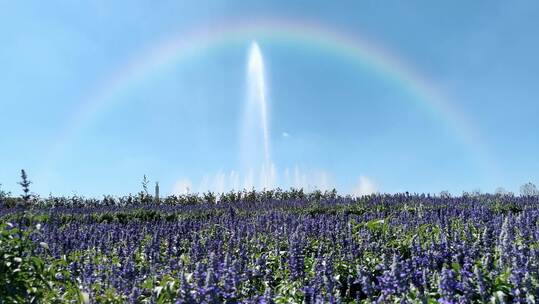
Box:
0 223 85 303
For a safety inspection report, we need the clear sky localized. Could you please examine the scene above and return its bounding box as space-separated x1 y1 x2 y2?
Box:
1 1 538 197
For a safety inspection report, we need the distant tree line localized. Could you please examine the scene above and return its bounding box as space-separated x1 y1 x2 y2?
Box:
1 169 539 208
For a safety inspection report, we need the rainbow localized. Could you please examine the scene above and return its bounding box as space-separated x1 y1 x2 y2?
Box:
51 18 497 176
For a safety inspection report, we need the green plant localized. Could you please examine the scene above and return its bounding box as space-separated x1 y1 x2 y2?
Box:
18 169 32 206
0 223 84 303
138 175 152 203
0 183 11 206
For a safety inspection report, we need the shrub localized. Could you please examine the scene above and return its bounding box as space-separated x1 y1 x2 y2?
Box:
0 223 84 303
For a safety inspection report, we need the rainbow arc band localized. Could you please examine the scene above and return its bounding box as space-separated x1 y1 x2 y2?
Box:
50 19 497 177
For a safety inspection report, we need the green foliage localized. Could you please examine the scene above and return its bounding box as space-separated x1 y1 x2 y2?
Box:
0 223 84 303
0 183 10 204
89 284 126 304
490 200 523 214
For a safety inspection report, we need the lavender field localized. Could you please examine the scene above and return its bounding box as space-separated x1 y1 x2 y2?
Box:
2 191 538 303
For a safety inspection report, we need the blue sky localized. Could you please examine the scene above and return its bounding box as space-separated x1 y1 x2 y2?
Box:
1 1 538 196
